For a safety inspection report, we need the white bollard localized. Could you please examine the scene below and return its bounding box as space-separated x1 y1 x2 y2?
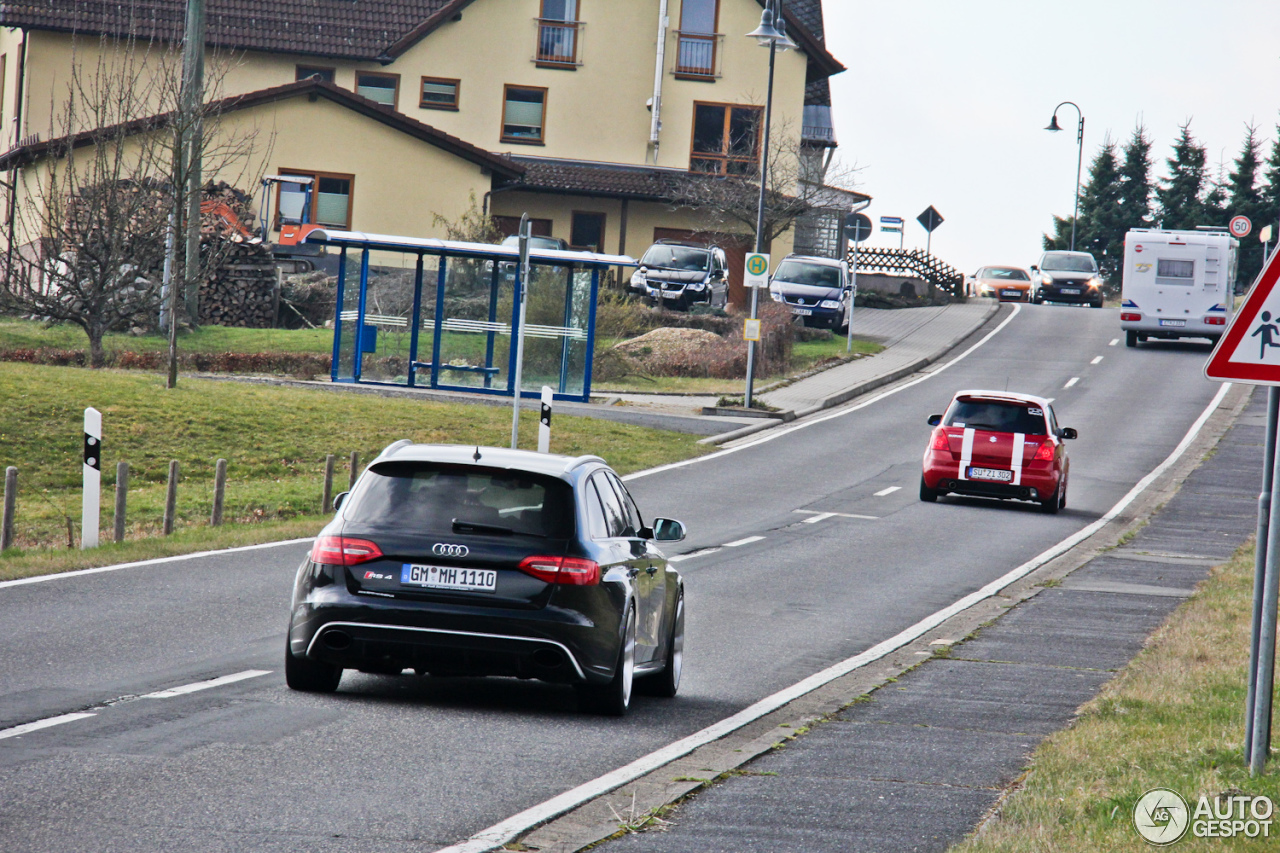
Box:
82 407 101 549
538 386 553 454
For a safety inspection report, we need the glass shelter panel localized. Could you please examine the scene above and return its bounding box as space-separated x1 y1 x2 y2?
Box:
518 263 592 396
333 249 361 382
434 257 513 391
353 253 423 385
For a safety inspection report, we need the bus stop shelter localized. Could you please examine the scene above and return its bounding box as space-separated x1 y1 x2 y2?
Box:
305 229 636 402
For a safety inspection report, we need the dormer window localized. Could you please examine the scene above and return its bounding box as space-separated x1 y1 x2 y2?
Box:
355 71 399 108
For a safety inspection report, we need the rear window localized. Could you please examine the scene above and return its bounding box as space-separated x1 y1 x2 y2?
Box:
344 462 573 539
1156 258 1195 284
944 400 1047 436
773 260 842 288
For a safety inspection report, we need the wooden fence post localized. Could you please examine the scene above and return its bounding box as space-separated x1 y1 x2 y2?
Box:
348 451 359 491
2 466 16 551
163 460 179 535
322 454 335 513
211 459 227 526
114 462 128 543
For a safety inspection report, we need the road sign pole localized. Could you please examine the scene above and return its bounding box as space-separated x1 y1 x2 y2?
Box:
1251 421 1280 774
1246 386 1280 759
846 237 859 353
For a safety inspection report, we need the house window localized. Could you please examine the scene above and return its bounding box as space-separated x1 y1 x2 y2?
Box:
690 102 762 175
0 55 7 127
537 0 581 67
675 0 719 77
571 212 605 252
502 85 547 144
296 65 335 83
420 77 460 110
355 71 399 108
277 170 354 230
494 216 553 238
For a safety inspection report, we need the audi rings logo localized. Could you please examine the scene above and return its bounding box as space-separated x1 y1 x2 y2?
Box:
432 543 470 558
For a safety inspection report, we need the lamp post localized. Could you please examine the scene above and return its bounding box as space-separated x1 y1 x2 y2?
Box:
1045 101 1084 252
743 0 797 409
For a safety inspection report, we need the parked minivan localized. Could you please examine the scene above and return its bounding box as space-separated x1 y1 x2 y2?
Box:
629 241 729 311
768 254 852 332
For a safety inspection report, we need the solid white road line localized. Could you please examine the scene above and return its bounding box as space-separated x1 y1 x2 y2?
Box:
142 670 271 699
1110 338 1119 346
0 712 96 741
624 304 1025 483
873 486 901 497
801 512 835 524
723 536 765 547
1091 356 1104 365
668 548 721 563
793 510 878 520
1064 377 1080 389
0 538 312 591
432 380 1233 853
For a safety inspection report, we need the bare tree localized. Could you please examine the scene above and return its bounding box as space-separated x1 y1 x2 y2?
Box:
666 119 862 249
0 35 265 368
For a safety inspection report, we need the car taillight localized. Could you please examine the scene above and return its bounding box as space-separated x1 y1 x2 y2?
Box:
1121 312 1141 322
310 535 384 566
1205 316 1226 326
931 429 950 451
518 555 601 586
1032 442 1055 462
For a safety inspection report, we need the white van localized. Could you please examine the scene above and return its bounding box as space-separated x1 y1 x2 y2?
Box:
1120 228 1239 347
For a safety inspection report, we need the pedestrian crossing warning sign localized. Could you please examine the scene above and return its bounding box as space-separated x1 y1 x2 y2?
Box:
1205 249 1280 385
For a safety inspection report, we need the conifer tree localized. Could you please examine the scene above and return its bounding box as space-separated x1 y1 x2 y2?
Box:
1227 124 1267 285
1117 124 1154 232
1157 122 1210 230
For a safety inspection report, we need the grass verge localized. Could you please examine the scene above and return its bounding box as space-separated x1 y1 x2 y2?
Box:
951 542 1278 853
0 363 711 580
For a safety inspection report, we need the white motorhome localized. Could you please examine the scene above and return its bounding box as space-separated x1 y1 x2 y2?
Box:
1120 228 1239 347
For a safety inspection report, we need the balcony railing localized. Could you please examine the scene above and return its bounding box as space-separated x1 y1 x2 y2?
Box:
535 18 582 66
672 30 723 78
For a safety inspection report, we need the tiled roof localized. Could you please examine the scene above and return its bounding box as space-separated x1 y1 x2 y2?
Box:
787 0 825 42
499 157 685 202
0 0 476 61
805 77 831 107
0 78 524 176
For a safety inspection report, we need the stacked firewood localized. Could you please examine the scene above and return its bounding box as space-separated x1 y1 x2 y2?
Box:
197 182 277 328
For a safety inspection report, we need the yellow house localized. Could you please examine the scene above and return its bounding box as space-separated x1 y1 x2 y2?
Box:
0 0 857 303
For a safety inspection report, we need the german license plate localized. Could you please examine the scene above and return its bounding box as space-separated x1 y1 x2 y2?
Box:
968 467 1012 482
1000 289 1021 298
401 564 496 592
1060 287 1080 295
1160 319 1186 327
791 307 813 316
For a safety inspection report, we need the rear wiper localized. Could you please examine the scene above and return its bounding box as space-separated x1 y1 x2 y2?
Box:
452 519 514 535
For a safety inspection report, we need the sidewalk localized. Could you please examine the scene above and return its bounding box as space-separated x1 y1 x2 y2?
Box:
580 389 1262 853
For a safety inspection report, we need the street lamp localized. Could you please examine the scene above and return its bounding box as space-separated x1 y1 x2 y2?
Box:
743 0 796 409
1045 101 1084 252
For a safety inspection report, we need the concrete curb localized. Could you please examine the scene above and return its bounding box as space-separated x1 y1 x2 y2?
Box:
697 301 1005 445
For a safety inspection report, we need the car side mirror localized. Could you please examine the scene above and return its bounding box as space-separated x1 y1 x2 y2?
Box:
1059 427 1078 440
333 491 349 511
927 414 942 426
1030 266 1039 273
652 517 685 542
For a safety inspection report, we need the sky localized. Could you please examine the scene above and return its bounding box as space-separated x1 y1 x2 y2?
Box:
822 0 1280 277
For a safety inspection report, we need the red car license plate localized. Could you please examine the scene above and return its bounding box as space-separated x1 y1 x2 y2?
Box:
968 467 1012 482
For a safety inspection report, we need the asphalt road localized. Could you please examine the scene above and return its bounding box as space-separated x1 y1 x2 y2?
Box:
0 305 1228 852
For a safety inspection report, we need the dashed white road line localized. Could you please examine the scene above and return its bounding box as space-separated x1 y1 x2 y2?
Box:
0 712 96 741
873 486 901 497
1109 338 1120 346
1064 377 1080 389
801 512 835 524
668 548 721 563
1090 356 1104 365
142 670 271 699
723 536 765 547
432 380 1233 853
793 510 879 521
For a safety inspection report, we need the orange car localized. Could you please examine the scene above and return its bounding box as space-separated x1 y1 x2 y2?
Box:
967 266 1033 302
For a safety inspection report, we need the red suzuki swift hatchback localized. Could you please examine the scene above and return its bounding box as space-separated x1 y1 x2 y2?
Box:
920 390 1077 513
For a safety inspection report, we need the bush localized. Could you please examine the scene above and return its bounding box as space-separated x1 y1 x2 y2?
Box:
0 347 331 378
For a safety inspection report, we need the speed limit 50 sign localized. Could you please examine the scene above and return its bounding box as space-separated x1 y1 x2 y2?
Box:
1230 215 1252 238
744 252 771 288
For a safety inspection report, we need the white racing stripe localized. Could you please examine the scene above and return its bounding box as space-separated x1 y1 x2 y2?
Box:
432 380 1233 853
1011 432 1025 486
0 712 96 741
958 428 975 480
142 670 271 699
